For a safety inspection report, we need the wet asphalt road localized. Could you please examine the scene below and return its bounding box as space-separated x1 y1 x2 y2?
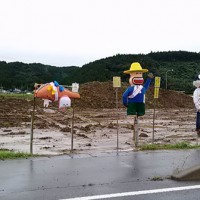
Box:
1 150 200 200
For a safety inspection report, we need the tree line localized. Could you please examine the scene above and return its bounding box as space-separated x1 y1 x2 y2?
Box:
0 50 200 93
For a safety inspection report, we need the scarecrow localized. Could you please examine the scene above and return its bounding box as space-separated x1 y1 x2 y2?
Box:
122 62 153 144
34 81 80 110
193 75 200 138
123 62 153 115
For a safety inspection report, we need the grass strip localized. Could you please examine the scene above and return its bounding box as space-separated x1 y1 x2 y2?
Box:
0 93 33 100
140 142 200 150
0 150 33 160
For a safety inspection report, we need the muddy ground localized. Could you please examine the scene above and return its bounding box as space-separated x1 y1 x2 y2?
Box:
0 81 197 155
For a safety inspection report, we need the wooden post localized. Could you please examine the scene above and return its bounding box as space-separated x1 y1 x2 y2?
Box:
134 116 139 147
133 120 135 141
115 88 119 152
30 96 36 154
152 77 161 144
113 76 121 153
152 99 156 144
71 99 75 152
70 82 80 153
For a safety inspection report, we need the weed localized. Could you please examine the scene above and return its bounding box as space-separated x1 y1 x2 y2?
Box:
0 150 33 160
140 142 200 151
150 176 164 181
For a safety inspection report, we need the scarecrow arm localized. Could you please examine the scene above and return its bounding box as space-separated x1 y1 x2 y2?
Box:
122 87 132 107
142 78 152 93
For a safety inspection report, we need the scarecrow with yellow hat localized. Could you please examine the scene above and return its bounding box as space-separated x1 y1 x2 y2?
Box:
122 62 154 116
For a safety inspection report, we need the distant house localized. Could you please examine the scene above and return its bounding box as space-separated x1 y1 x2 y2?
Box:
13 88 21 93
0 89 7 93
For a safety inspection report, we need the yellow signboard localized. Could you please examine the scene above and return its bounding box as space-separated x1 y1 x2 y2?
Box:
154 87 160 98
113 76 121 88
155 77 161 88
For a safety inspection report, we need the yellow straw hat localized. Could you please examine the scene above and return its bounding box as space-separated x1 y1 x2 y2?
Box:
123 62 148 74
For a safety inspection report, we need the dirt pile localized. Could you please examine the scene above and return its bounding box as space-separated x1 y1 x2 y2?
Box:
0 81 197 155
146 87 193 109
77 81 193 109
0 81 194 129
0 80 194 110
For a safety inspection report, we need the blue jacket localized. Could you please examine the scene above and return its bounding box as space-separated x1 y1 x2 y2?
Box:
122 78 152 106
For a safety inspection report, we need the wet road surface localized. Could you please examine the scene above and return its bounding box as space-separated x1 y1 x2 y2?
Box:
1 150 200 200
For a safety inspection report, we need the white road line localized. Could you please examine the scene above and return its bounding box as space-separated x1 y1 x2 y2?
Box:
59 185 200 200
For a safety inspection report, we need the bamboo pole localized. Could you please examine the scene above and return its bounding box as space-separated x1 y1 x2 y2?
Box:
71 99 75 152
134 116 139 147
116 88 119 152
152 99 156 144
30 96 36 154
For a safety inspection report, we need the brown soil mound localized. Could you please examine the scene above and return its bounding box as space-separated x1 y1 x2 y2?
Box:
0 81 196 155
0 81 194 128
146 87 193 109
77 81 193 109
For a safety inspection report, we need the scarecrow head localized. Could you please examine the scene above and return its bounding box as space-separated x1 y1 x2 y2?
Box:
123 62 148 85
193 75 200 88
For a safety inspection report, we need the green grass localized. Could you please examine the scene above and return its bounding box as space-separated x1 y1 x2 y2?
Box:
0 93 33 100
140 142 200 150
0 150 33 160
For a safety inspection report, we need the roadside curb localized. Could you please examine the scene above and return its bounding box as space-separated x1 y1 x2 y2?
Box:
171 165 200 181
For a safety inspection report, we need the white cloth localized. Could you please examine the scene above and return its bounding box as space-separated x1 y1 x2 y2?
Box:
43 99 52 107
128 85 143 99
193 88 200 110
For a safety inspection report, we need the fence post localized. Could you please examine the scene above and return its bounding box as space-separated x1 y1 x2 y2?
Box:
113 77 121 153
71 99 75 152
30 96 36 154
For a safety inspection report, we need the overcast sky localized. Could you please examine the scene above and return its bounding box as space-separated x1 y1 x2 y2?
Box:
0 0 200 67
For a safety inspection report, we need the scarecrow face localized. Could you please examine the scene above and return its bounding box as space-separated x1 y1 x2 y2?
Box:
129 72 144 85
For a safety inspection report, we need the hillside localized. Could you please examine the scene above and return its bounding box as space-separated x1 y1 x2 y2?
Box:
1 51 200 93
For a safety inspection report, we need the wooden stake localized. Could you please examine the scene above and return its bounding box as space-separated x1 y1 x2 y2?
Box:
115 88 119 152
152 99 156 144
196 134 199 146
30 97 36 154
134 116 139 147
71 99 75 152
133 117 135 141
